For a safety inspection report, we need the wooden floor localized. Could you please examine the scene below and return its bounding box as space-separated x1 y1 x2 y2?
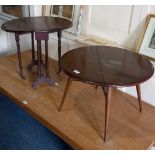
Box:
0 51 155 150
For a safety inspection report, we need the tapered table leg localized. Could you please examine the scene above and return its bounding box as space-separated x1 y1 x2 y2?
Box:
136 84 142 112
102 86 108 97
57 31 62 73
15 33 25 79
59 77 73 111
102 86 112 142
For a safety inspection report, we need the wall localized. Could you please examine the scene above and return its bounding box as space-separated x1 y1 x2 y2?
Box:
86 5 152 50
0 5 43 56
1 5 155 55
0 7 32 55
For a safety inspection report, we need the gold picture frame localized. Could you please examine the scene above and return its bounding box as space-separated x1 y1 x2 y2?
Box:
137 14 155 61
42 5 74 21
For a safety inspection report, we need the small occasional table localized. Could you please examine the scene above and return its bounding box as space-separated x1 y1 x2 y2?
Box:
59 46 154 142
1 16 72 88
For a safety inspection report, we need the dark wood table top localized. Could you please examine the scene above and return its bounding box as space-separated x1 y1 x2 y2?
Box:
1 16 72 33
61 46 154 87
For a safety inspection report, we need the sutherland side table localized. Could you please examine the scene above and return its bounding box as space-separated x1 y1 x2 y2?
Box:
1 16 72 88
59 46 154 142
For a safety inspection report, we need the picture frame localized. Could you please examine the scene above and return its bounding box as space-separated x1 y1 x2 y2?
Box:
137 14 155 61
42 5 74 21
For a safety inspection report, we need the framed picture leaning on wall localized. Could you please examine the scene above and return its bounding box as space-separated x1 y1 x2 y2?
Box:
137 14 155 60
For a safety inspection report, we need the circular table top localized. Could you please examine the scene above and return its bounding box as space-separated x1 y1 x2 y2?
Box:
61 46 154 87
1 16 72 33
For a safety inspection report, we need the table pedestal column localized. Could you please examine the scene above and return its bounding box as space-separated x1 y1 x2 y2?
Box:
32 32 56 89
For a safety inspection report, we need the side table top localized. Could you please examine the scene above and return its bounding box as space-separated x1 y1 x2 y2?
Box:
1 16 72 33
61 46 154 87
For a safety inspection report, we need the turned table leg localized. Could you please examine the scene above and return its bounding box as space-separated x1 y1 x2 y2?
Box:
59 77 73 111
37 40 42 78
102 86 112 142
15 33 25 79
45 40 49 77
28 32 37 70
57 31 62 73
136 84 142 112
31 32 36 64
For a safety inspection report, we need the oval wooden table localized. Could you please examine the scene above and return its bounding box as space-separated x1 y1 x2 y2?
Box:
59 46 154 142
1 16 72 88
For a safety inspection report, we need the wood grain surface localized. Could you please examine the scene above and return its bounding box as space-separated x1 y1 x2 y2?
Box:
0 51 154 149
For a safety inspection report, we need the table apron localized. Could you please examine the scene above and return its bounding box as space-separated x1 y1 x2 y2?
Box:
35 32 49 41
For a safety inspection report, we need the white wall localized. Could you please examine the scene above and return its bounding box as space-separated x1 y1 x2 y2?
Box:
86 5 153 50
0 5 43 55
0 19 31 55
149 5 155 14
47 33 84 60
1 5 155 55
30 5 42 16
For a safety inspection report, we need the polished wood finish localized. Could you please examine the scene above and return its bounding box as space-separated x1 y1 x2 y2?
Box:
15 32 24 79
102 86 108 97
32 32 55 88
60 46 154 142
1 16 72 87
59 76 73 111
1 16 72 33
28 32 37 70
31 32 35 64
136 84 142 112
61 46 154 86
0 51 155 149
45 40 49 77
102 86 112 142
